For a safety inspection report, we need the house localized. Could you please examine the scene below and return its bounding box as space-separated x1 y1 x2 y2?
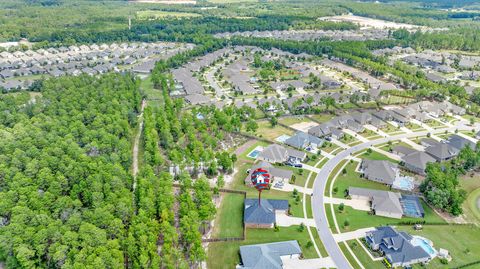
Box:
420 138 441 148
446 134 476 151
425 143 459 162
258 144 306 164
373 110 393 122
244 198 289 228
184 94 210 105
331 129 344 139
348 187 403 219
245 161 293 185
360 160 398 186
366 226 433 268
352 112 372 125
284 131 324 151
238 240 302 269
392 145 416 157
401 151 436 176
308 123 334 138
426 72 446 83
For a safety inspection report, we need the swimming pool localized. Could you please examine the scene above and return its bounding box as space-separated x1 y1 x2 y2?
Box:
411 236 437 257
393 176 414 191
400 195 424 218
247 146 264 159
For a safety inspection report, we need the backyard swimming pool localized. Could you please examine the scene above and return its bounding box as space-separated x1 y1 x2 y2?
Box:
393 176 414 191
247 146 264 159
411 236 437 257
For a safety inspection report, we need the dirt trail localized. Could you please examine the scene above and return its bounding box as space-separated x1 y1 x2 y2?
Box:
132 99 146 192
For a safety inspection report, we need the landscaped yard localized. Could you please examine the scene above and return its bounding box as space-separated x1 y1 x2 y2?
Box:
278 116 314 126
207 226 319 269
321 142 340 153
460 174 480 225
361 150 398 163
397 225 480 269
378 141 413 152
347 240 385 269
334 201 446 233
255 120 294 141
424 119 446 128
309 113 335 123
212 193 244 238
381 123 403 134
331 161 390 198
405 122 425 131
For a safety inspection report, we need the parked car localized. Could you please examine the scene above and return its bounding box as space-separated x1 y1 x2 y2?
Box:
294 163 303 168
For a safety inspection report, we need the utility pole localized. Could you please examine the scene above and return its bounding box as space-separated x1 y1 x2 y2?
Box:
128 16 132 30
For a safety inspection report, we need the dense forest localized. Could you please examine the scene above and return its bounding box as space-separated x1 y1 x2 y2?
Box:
0 74 141 267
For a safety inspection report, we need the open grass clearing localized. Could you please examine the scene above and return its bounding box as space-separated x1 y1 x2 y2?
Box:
360 150 398 163
136 10 200 20
255 120 294 141
309 113 335 123
278 115 314 126
212 193 244 238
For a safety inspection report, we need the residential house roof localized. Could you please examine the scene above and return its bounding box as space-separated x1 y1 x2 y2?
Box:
361 159 398 185
348 187 403 216
239 240 302 269
425 143 459 160
244 198 289 225
285 131 323 149
446 134 476 151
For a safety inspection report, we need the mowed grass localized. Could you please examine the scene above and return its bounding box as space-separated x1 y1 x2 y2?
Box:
347 240 385 269
460 174 480 225
212 193 244 238
334 202 445 233
332 161 390 198
278 116 313 126
397 225 480 269
309 113 335 123
255 120 294 141
136 10 200 20
360 150 398 163
207 226 319 269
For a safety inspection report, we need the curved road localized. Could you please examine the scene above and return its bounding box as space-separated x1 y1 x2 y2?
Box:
311 120 478 269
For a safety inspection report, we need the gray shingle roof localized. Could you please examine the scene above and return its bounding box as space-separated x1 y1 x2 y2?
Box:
425 143 459 161
244 199 288 225
361 160 397 185
239 240 301 269
284 131 323 149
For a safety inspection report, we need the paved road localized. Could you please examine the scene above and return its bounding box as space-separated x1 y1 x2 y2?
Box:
311 120 477 269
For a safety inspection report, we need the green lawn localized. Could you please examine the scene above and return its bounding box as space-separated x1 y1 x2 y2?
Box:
339 242 362 269
361 150 398 163
397 225 480 269
347 240 386 269
305 194 313 218
332 162 390 198
230 160 304 218
321 142 340 154
334 202 446 233
325 160 348 196
310 227 329 257
207 226 319 269
460 174 480 225
255 120 294 141
424 119 445 128
381 123 403 134
278 116 313 126
358 129 378 138
237 141 269 161
325 204 337 233
212 193 244 238
309 113 335 123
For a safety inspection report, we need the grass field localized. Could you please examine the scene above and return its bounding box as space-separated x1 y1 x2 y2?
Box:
339 242 362 269
207 226 319 269
397 225 480 269
278 116 314 126
334 202 445 233
460 174 480 225
256 120 294 141
212 193 245 238
309 113 335 123
136 10 200 20
361 150 398 163
332 162 390 198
